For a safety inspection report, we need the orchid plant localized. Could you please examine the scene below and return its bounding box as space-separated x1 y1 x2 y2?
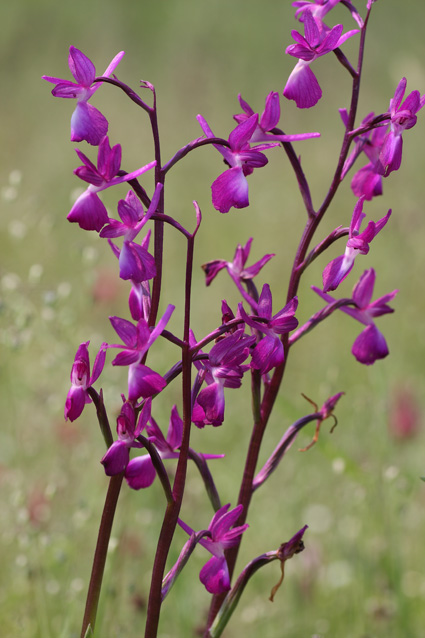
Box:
43 1 423 636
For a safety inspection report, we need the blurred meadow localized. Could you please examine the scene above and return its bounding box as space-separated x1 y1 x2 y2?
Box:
1 1 425 637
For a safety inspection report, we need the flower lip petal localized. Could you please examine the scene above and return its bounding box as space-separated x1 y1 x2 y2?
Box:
212 167 249 213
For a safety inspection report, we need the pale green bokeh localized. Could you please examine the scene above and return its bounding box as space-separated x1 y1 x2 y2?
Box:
1 1 425 637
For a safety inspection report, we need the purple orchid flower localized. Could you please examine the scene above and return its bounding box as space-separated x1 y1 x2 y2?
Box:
233 92 320 143
178 504 249 594
322 197 391 292
68 136 156 232
101 399 150 478
122 406 224 490
64 341 107 421
197 113 279 213
313 268 398 364
202 237 274 308
340 110 387 200
100 184 162 282
192 329 255 427
377 78 425 177
238 285 299 375
283 9 359 109
43 46 125 145
108 304 175 401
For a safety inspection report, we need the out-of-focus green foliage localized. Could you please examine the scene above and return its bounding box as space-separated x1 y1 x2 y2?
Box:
1 1 425 636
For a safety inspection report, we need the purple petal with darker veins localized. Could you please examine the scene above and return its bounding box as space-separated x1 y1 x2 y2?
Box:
322 255 353 292
109 316 138 346
351 166 383 201
199 555 230 594
251 335 284 374
212 167 249 213
320 24 344 52
377 132 403 176
257 284 273 319
90 344 107 384
284 61 322 109
352 269 375 308
68 46 96 86
119 241 156 282
228 114 258 151
71 102 109 146
260 92 280 131
111 350 141 366
99 219 127 238
118 190 144 226
50 81 82 98
128 364 166 401
167 406 183 450
303 9 320 47
98 137 121 180
75 147 98 173
125 455 156 489
352 324 389 365
211 504 244 538
197 383 225 426
74 164 103 186
67 190 109 232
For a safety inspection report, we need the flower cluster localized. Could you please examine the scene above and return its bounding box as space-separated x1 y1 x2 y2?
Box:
45 2 423 634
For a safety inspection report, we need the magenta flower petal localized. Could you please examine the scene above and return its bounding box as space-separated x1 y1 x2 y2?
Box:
109 316 138 347
351 165 383 200
166 405 183 451
128 363 166 401
193 383 225 428
90 344 107 384
322 254 354 292
251 335 284 374
283 61 322 109
118 241 156 282
211 167 249 213
352 268 375 308
68 46 95 86
101 440 130 475
199 555 230 594
228 114 258 151
71 102 108 145
64 385 87 422
352 324 389 365
64 341 105 421
67 189 109 232
125 455 157 489
260 91 281 131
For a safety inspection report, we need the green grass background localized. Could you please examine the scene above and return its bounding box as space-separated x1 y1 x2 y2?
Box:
1 1 425 636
